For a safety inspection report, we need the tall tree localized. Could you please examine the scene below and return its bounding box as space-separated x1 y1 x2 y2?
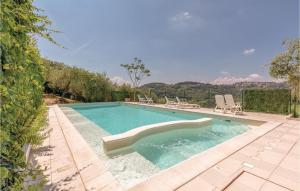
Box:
121 58 151 100
269 39 300 117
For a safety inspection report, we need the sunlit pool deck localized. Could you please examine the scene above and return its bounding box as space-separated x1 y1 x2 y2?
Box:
33 103 300 191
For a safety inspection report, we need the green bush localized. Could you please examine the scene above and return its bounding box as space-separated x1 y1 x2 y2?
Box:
1 0 54 189
242 89 291 114
111 91 129 101
44 59 114 102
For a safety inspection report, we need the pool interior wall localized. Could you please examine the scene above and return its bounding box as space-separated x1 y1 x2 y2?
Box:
60 102 263 188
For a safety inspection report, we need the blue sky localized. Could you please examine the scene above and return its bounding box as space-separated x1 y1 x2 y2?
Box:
36 0 298 84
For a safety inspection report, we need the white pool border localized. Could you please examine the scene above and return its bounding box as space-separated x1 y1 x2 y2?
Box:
102 118 212 152
53 105 123 190
56 102 283 191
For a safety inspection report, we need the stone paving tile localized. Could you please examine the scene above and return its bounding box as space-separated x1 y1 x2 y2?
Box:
212 158 243 176
268 141 300 191
260 182 290 191
269 166 300 190
224 171 292 191
176 119 299 191
47 107 86 190
225 182 256 191
128 177 172 191
225 172 265 191
200 168 230 188
176 177 214 191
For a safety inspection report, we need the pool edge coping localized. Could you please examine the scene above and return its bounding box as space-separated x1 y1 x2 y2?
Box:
52 105 123 191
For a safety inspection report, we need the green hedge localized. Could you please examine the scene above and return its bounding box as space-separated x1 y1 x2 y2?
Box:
242 89 291 114
111 91 130 101
1 0 54 189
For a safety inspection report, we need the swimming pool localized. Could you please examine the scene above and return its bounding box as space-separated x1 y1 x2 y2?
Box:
69 103 249 168
60 103 265 188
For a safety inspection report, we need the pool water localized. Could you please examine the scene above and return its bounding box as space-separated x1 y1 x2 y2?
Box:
72 104 200 134
70 103 248 170
132 121 246 169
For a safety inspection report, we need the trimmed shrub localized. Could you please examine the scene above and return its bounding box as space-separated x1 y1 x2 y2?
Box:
242 89 291 114
111 91 132 101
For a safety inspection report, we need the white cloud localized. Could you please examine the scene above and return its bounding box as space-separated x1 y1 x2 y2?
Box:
110 76 131 85
171 12 192 22
66 42 90 56
248 73 261 79
169 11 205 30
243 48 255 55
211 73 264 85
220 71 230 75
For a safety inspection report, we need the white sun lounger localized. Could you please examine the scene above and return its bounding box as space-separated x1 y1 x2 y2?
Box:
224 94 243 114
214 95 229 113
176 97 200 109
176 97 188 104
144 95 154 104
137 94 147 103
165 96 177 106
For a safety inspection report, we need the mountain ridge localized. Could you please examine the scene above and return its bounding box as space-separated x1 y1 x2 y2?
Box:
142 81 287 88
140 81 288 107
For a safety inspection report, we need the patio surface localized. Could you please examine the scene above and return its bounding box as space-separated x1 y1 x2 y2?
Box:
175 119 299 191
32 104 300 191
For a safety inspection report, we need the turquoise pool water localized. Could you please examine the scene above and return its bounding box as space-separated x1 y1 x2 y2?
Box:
132 121 246 169
72 104 200 134
70 103 249 169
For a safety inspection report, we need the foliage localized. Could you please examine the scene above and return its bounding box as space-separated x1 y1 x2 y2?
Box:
44 59 135 102
269 39 300 87
291 104 300 117
0 0 54 189
120 58 151 101
269 39 300 117
242 89 291 114
111 91 130 101
121 58 151 88
140 81 287 107
111 84 134 101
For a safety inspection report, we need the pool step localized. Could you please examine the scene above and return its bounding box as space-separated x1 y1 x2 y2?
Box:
105 151 160 189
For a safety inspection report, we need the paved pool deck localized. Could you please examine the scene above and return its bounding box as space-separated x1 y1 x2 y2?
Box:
32 104 300 191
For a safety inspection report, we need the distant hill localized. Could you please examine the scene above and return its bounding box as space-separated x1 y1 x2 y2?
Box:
140 81 288 107
233 81 288 89
142 81 288 90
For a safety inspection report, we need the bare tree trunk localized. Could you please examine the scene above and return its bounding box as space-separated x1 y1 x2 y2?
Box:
133 88 136 102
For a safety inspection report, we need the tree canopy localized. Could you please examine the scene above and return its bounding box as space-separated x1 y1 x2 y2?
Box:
269 39 300 89
44 59 134 102
121 58 151 88
269 39 299 117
